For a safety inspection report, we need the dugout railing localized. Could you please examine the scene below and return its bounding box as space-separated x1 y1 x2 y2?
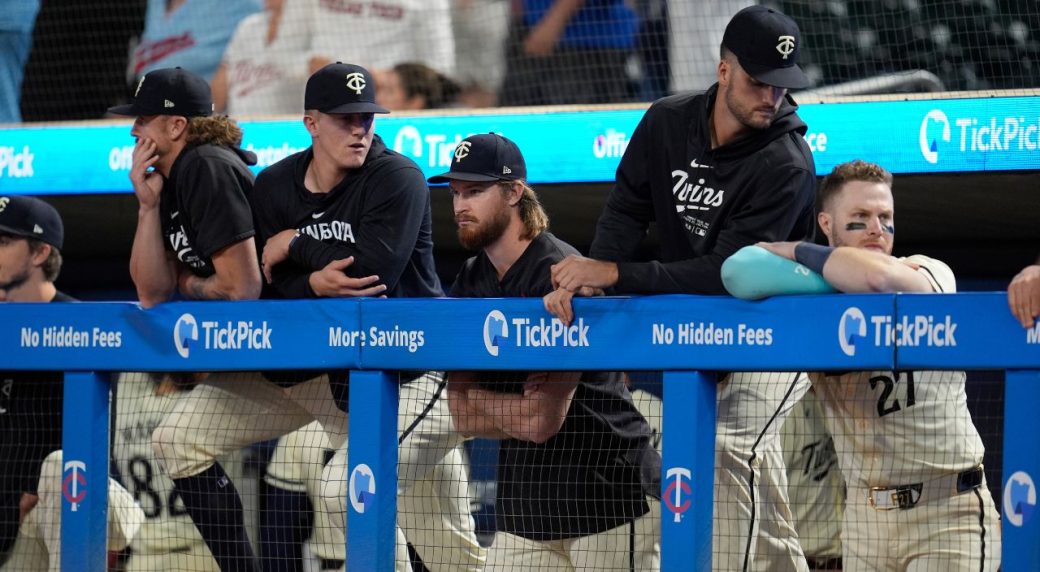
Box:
1 293 1038 571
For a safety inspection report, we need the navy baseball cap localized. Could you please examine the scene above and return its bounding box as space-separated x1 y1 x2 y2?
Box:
108 67 214 117
722 5 810 89
305 62 389 114
0 195 64 250
428 134 527 184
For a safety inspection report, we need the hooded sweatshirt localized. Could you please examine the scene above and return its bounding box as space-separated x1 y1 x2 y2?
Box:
590 84 816 294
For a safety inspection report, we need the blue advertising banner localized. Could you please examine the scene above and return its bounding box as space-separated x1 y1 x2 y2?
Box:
0 300 362 371
357 294 896 371
1 96 1036 195
895 292 1040 369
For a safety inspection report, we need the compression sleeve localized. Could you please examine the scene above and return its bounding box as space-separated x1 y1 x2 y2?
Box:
721 245 836 300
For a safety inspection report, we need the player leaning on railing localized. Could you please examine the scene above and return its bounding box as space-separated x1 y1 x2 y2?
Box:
724 159 1001 571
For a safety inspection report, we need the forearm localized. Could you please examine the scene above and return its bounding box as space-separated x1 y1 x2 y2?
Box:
179 272 246 301
129 208 176 307
466 387 568 443
822 247 931 293
448 388 512 440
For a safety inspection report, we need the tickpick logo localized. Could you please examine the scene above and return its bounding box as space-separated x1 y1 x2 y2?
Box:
664 467 691 522
919 109 951 164
483 310 508 357
838 307 867 357
1004 470 1036 527
173 313 198 358
349 463 376 514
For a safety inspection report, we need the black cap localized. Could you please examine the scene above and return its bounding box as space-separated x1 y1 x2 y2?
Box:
108 67 213 117
0 195 64 250
427 134 526 184
305 62 390 114
722 5 810 89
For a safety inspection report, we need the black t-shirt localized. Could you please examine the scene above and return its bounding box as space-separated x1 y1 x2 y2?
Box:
160 144 257 277
251 135 442 299
451 232 661 540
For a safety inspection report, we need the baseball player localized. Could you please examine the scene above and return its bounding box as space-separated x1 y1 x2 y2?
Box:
780 385 844 571
742 159 1001 570
111 373 250 572
249 61 478 571
110 66 270 571
544 6 817 570
0 195 74 561
264 422 483 571
437 134 662 570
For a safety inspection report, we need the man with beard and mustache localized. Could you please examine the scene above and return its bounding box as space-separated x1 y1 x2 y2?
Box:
434 134 662 570
544 6 817 570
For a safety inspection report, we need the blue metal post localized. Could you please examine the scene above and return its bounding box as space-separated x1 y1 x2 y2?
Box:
661 370 716 571
1002 369 1040 571
61 372 110 572
346 370 399 570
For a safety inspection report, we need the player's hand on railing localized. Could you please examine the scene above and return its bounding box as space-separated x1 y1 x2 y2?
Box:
1009 264 1040 328
307 257 387 298
129 137 163 210
550 255 618 292
544 286 603 326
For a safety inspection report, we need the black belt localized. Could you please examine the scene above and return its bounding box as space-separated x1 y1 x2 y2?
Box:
805 556 842 570
867 466 984 510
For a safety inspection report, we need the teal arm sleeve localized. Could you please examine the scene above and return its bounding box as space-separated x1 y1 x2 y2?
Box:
720 245 837 300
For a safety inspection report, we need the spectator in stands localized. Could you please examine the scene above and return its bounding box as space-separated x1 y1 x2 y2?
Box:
0 196 144 569
0 1 40 123
212 0 312 116
375 62 461 111
437 134 661 569
451 0 510 107
307 0 456 80
741 159 1001 571
544 5 816 569
130 0 262 82
1009 260 1040 329
499 0 639 106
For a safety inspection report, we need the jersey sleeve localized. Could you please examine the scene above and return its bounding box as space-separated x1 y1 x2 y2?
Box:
288 165 430 292
901 254 957 293
181 154 256 258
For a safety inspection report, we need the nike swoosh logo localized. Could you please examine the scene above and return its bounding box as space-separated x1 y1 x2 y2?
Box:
690 159 712 169
171 211 180 218
311 211 325 219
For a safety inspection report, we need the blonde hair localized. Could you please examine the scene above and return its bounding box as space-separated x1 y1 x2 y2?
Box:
499 181 548 240
186 115 243 147
817 159 893 212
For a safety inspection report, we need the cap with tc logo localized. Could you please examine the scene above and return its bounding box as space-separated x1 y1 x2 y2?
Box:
427 133 527 183
305 62 390 114
722 5 810 89
107 67 213 117
0 195 64 250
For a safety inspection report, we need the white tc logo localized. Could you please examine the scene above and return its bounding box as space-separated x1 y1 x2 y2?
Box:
173 313 198 359
776 35 796 59
345 72 366 95
0 197 8 213
919 109 951 165
454 141 471 163
838 307 867 357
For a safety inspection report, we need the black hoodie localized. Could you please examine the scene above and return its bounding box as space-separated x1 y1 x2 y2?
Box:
590 84 816 294
160 144 258 278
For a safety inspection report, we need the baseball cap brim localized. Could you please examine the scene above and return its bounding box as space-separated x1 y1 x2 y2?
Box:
740 60 811 89
106 103 144 116
427 171 504 184
0 223 31 239
322 102 391 114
